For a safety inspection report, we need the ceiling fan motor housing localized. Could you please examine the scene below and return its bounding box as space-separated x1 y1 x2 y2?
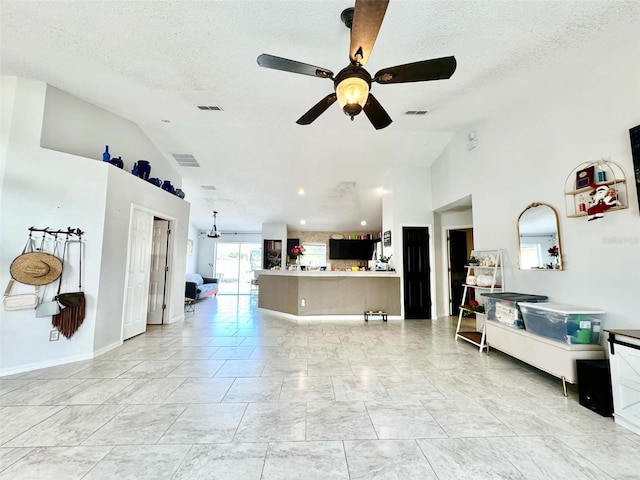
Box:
334 65 372 118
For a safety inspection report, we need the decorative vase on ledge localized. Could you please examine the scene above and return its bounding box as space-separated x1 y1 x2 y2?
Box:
102 145 110 163
109 156 123 169
136 160 151 180
162 180 174 194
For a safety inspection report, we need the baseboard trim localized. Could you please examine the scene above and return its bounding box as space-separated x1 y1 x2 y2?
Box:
0 351 94 377
0 340 124 377
93 340 123 358
166 313 185 324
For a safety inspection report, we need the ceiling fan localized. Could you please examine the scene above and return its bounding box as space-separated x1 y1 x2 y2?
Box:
257 0 457 130
207 211 221 238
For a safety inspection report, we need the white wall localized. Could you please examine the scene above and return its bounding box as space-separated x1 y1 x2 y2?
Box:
385 165 437 318
186 222 199 274
1 78 107 372
0 77 190 374
94 167 190 352
41 85 181 187
429 33 640 338
0 76 17 201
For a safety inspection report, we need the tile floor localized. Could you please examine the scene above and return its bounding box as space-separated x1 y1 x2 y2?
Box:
1 295 638 479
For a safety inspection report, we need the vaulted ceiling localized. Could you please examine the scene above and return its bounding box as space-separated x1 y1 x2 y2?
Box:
2 0 638 232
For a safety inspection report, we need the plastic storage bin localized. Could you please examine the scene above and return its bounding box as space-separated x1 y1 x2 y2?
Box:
481 292 548 328
519 303 604 344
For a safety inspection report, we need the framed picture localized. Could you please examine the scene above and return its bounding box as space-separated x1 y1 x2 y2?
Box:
383 230 392 247
576 166 595 189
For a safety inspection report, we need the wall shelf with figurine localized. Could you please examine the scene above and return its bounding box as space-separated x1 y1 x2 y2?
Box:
564 159 628 220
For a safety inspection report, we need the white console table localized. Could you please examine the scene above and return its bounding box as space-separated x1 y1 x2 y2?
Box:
606 329 640 435
486 321 605 396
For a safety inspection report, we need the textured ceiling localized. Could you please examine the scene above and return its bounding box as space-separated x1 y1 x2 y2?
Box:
2 0 639 232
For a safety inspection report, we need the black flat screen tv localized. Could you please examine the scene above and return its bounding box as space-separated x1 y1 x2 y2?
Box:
329 239 375 260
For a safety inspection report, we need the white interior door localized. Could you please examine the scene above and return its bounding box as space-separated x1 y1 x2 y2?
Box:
123 208 153 339
147 219 169 325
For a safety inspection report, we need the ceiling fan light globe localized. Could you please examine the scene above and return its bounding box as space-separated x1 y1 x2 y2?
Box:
336 76 369 111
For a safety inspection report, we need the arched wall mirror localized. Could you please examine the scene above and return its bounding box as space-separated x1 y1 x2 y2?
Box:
517 202 563 270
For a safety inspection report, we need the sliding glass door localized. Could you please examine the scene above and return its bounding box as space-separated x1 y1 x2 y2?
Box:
215 242 261 294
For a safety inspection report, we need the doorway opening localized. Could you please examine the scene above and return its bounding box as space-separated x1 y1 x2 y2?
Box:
123 207 174 340
148 218 171 325
214 242 262 294
448 228 474 316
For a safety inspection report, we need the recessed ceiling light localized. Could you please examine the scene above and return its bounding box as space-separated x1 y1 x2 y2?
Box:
360 220 367 226
300 219 306 225
297 188 305 195
376 187 389 195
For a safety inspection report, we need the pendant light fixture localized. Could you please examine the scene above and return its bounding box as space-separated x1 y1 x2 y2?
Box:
207 211 221 238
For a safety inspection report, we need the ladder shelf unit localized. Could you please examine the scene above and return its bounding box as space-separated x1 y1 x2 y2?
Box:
455 249 504 352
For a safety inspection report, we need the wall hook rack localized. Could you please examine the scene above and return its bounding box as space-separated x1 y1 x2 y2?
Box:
28 227 85 238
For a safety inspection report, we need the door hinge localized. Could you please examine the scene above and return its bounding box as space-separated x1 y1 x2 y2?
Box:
162 304 166 310
165 266 169 272
167 229 171 235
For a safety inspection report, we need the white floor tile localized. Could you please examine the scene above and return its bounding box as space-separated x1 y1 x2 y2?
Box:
1 296 630 479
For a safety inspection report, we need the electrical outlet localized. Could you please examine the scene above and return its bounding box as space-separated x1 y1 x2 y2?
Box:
301 298 306 307
49 329 59 342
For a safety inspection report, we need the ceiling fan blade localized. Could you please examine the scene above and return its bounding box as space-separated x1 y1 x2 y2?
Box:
363 93 392 130
374 56 457 84
257 54 334 79
349 0 390 66
296 93 338 125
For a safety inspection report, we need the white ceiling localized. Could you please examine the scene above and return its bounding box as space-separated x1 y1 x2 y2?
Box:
2 0 638 233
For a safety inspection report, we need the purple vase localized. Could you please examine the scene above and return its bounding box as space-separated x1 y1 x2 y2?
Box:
137 160 151 180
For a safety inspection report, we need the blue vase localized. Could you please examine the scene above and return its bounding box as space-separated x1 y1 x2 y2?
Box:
174 188 185 199
137 160 151 180
102 145 111 162
132 162 138 176
109 156 123 169
148 177 162 187
162 180 174 193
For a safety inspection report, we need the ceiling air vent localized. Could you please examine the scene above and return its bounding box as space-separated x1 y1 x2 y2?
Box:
171 153 200 167
201 185 217 191
197 105 222 111
405 110 428 115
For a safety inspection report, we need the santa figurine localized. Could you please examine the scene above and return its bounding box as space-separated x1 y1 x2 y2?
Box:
586 184 621 221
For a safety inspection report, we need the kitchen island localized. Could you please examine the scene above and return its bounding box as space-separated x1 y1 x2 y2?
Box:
257 270 401 319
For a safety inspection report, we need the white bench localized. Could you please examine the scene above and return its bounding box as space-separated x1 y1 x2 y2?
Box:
486 321 604 395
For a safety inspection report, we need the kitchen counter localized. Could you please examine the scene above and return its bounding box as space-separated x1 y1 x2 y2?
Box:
257 270 401 318
258 269 399 277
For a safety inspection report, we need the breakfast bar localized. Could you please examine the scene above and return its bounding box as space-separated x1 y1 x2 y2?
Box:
257 270 401 318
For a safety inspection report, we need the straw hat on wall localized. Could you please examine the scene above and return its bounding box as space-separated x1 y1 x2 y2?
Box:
10 252 63 286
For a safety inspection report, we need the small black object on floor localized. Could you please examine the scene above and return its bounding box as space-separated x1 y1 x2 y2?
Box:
576 359 614 417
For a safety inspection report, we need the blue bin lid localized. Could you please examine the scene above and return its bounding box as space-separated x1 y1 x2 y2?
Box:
480 292 548 302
